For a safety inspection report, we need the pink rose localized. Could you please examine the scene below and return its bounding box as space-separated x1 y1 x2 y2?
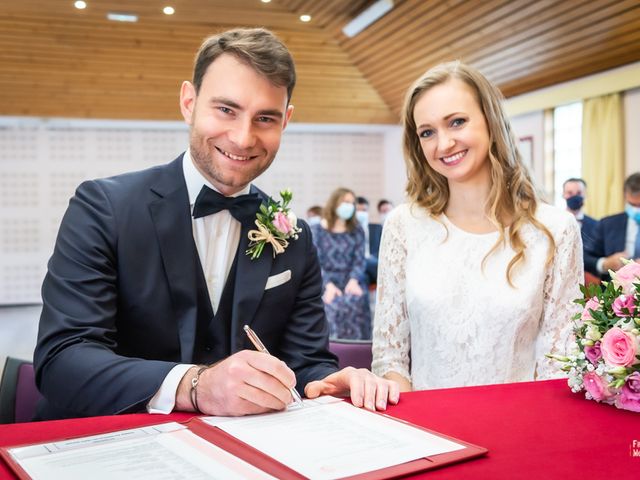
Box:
612 261 640 295
600 327 637 367
612 294 636 317
615 372 640 412
584 342 602 365
273 212 292 234
583 372 614 402
581 297 601 321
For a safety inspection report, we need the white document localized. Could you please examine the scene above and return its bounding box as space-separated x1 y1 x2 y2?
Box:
9 422 275 480
203 398 464 480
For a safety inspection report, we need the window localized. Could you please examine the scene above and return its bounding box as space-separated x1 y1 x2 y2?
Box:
553 102 582 207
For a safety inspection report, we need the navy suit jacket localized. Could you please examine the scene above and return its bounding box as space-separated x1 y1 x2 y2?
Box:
35 155 337 420
583 212 627 276
368 223 383 258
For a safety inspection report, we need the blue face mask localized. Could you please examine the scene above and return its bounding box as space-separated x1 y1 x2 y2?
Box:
355 210 369 225
336 202 355 220
307 216 321 226
625 203 640 224
566 195 584 211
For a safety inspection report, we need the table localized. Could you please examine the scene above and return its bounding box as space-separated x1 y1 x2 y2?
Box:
1 379 638 479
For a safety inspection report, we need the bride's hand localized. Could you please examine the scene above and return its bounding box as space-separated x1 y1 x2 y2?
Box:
344 278 363 296
323 282 342 304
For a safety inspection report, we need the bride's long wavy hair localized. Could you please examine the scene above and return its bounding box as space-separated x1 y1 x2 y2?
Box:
402 61 554 286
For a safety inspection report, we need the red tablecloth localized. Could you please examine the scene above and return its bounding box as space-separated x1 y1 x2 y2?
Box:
1 379 638 479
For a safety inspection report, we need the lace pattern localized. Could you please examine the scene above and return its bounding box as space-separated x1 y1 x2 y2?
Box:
372 203 583 389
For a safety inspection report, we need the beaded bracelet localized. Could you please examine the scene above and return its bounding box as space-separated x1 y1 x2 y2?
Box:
190 366 209 413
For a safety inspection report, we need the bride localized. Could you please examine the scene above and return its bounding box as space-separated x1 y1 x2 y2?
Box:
372 61 582 391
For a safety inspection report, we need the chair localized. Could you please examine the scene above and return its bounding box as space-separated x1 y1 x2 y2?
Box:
0 357 42 423
329 339 373 370
584 271 601 287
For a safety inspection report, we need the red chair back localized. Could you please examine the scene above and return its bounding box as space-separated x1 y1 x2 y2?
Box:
584 271 600 287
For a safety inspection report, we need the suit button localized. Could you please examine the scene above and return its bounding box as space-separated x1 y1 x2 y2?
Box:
205 346 212 352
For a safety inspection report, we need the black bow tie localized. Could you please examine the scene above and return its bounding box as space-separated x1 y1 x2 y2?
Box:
193 186 262 226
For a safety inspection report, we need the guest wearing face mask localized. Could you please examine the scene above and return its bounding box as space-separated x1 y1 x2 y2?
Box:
562 178 598 271
377 199 394 224
310 188 371 340
306 205 323 227
584 173 640 278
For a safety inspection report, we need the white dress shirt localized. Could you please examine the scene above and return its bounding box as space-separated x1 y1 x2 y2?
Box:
147 149 250 413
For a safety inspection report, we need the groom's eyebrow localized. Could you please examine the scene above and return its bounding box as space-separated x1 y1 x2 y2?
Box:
208 97 284 119
209 96 241 109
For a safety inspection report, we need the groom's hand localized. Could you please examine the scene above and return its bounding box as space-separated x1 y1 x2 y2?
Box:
304 367 400 411
176 350 297 416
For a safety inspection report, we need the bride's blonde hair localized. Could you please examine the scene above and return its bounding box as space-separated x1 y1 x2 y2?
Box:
401 61 554 286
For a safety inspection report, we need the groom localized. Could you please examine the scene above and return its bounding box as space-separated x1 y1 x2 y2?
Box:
34 28 398 420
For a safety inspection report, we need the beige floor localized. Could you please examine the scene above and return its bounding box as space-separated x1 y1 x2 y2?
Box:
0 305 40 374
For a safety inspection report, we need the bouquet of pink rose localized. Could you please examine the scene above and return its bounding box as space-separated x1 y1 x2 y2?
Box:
548 260 640 412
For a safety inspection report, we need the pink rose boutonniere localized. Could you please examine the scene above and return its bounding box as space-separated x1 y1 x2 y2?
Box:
548 259 640 413
246 189 301 260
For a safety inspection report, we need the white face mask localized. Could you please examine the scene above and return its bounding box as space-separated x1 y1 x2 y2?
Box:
336 202 355 220
355 210 369 225
379 213 388 224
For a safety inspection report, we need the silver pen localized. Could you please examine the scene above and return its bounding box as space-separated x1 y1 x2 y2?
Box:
243 324 304 407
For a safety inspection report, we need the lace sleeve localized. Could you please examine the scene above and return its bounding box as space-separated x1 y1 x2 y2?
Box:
535 215 583 380
371 209 411 382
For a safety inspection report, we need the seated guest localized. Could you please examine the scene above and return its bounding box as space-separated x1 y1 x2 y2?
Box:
584 172 640 277
372 61 582 392
562 177 597 274
306 205 323 226
311 188 371 340
377 199 394 224
355 196 382 285
34 28 397 420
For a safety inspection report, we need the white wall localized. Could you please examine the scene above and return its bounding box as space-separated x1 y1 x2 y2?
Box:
509 111 545 190
382 126 405 218
0 117 401 304
625 88 640 177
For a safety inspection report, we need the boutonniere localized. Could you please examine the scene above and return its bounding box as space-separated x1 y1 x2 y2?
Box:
246 189 302 260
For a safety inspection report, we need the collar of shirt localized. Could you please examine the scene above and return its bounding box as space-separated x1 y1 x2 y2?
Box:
182 148 251 209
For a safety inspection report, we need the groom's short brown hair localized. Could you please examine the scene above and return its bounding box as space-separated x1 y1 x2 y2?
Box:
192 28 296 102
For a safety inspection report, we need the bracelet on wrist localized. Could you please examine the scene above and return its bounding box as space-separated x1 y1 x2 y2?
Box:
189 366 209 413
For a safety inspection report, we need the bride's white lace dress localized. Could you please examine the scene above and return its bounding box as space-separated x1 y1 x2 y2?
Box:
372 203 583 389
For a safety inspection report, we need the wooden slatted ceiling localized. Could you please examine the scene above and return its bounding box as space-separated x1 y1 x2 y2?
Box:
0 0 396 123
0 0 639 124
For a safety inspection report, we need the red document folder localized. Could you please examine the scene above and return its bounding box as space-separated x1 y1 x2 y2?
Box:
1 408 487 479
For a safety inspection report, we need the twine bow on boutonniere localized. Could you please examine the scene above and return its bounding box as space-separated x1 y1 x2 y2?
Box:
246 189 302 260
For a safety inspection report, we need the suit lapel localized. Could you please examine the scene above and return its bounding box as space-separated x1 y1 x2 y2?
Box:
148 156 201 363
231 188 273 351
